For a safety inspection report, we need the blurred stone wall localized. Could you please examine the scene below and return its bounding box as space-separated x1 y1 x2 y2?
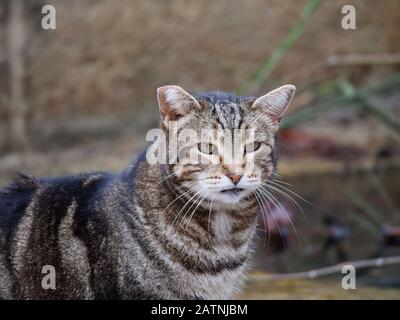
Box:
4 0 400 120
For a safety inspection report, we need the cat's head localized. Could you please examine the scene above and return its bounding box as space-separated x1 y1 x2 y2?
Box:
156 84 295 209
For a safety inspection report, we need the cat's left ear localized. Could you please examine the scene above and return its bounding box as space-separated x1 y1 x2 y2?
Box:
251 84 296 124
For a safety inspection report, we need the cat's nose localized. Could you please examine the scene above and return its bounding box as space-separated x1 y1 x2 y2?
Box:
228 174 242 185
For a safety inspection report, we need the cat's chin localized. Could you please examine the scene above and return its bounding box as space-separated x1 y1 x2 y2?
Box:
209 189 252 206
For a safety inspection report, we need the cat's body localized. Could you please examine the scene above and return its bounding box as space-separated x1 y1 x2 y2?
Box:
0 85 295 299
0 152 256 299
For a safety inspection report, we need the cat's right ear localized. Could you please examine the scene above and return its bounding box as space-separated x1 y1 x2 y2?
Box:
157 85 201 125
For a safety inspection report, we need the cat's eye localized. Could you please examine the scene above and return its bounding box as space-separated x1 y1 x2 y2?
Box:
198 143 218 155
244 142 261 153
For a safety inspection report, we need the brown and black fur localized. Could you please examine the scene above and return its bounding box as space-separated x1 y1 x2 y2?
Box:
0 84 295 299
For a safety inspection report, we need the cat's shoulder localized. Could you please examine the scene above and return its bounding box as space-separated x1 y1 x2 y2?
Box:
0 171 114 219
1 171 111 193
44 171 112 191
0 171 113 230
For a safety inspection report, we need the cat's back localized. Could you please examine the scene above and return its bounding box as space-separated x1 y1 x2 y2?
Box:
0 172 110 235
0 171 112 299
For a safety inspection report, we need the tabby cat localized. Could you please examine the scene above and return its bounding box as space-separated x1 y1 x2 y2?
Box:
0 84 295 299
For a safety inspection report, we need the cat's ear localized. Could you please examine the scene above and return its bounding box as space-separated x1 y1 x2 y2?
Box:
251 84 295 124
157 85 201 122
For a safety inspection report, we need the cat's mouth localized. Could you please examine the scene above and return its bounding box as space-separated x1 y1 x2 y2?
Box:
220 187 244 195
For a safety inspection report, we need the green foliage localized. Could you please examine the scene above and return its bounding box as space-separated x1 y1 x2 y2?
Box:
238 0 321 94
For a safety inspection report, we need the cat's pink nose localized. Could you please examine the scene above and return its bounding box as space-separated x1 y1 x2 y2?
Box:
228 174 242 185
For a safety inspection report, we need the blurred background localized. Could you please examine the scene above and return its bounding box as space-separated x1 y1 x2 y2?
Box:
0 0 400 299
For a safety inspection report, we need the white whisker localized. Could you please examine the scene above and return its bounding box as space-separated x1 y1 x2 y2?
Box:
255 189 286 249
262 181 308 221
258 186 301 245
253 189 270 248
158 171 177 184
268 179 311 204
207 194 215 239
167 187 203 234
184 191 209 230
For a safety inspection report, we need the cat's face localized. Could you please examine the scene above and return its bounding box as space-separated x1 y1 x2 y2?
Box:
157 85 295 209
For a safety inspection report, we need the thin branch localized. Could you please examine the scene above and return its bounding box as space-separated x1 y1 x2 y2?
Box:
252 256 400 281
280 73 400 130
327 53 400 66
338 79 400 134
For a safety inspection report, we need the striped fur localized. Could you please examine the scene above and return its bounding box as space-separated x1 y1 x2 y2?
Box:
0 85 295 299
